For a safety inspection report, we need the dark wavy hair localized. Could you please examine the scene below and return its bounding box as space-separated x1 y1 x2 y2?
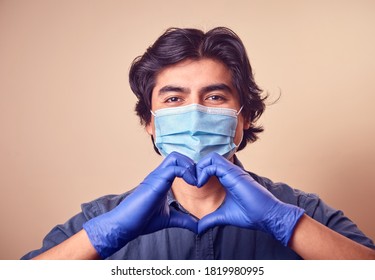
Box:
129 27 267 153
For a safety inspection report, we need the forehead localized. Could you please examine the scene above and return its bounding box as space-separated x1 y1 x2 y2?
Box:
153 58 234 89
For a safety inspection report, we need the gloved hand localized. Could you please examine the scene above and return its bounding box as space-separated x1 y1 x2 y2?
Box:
196 153 305 246
83 152 198 258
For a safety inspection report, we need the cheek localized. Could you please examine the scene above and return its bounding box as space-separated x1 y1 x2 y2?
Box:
234 116 250 146
234 125 244 146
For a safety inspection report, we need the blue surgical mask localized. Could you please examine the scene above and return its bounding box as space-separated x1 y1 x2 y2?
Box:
151 104 243 162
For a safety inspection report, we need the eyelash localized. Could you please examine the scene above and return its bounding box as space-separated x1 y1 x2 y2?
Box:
165 96 183 103
163 94 228 104
206 94 227 101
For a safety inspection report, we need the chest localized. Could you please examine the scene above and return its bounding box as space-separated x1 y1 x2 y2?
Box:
108 226 301 260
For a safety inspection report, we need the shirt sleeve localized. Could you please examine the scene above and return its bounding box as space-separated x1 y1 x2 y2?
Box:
301 195 375 249
252 173 375 250
20 211 88 259
20 193 127 259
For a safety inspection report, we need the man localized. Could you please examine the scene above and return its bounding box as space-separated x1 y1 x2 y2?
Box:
22 27 375 260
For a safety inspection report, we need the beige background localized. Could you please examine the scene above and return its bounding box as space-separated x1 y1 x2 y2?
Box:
1 0 374 259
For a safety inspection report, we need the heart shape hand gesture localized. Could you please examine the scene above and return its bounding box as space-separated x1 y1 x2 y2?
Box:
83 152 304 258
196 153 304 246
83 152 198 258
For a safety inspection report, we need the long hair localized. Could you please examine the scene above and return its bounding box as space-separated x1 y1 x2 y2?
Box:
129 27 267 152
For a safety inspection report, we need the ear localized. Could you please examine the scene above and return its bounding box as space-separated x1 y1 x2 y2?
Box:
240 113 251 130
243 119 251 130
145 121 154 136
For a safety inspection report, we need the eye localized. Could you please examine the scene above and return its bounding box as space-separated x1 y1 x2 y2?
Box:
165 96 183 103
205 94 228 104
207 95 224 101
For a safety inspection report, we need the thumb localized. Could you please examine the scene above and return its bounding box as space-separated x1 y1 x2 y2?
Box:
198 209 226 234
169 208 198 234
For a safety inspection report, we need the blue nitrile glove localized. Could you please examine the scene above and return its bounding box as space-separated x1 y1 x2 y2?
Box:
196 153 305 246
83 152 198 258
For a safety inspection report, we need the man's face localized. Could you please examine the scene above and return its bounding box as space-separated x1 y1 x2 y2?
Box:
146 58 250 159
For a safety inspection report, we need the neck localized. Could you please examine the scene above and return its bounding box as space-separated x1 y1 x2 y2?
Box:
171 176 226 219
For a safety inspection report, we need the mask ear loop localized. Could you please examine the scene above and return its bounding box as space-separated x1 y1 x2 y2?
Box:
150 110 156 117
233 105 245 151
236 105 244 116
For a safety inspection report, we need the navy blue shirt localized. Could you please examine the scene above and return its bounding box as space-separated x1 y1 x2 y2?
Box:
22 160 375 259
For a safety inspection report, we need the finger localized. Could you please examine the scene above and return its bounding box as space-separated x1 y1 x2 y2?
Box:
171 165 197 186
160 151 195 169
144 165 197 194
196 152 227 172
196 164 218 187
196 153 230 187
160 152 197 185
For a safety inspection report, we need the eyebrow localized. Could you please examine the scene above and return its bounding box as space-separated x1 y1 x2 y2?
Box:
158 83 233 96
158 85 189 95
199 83 233 95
